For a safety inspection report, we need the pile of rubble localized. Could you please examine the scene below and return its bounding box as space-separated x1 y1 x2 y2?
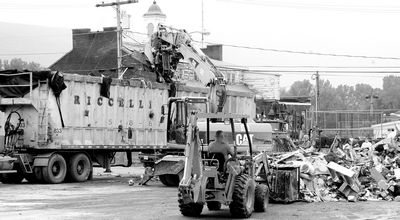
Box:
269 132 400 202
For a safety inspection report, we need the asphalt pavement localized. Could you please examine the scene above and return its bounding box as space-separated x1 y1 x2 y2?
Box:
0 167 399 220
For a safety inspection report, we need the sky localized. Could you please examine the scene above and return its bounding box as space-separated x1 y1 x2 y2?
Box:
1 0 400 88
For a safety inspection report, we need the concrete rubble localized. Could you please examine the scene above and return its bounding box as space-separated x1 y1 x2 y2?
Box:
269 131 400 202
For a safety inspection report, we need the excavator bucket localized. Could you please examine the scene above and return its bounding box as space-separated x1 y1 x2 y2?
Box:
209 83 227 113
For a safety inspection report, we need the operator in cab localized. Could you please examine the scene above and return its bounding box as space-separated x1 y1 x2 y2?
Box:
208 130 234 161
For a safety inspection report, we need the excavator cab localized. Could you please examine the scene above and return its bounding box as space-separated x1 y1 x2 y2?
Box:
178 112 269 218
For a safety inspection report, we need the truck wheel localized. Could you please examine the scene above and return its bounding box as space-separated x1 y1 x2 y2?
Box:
0 164 24 184
159 174 180 186
67 153 91 182
178 189 203 217
159 175 170 186
25 167 44 183
34 167 44 183
24 173 37 183
165 174 180 186
229 174 255 218
207 201 221 211
42 154 67 184
254 184 269 212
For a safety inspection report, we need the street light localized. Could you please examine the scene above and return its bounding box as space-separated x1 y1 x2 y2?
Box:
189 31 210 48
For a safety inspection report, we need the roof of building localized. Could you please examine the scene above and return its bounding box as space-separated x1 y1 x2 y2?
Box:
143 1 166 18
50 28 156 81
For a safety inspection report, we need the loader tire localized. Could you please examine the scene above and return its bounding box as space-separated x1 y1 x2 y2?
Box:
67 153 91 182
207 201 222 211
42 154 67 184
178 191 203 217
0 164 24 184
254 184 269 212
179 202 203 217
229 174 255 218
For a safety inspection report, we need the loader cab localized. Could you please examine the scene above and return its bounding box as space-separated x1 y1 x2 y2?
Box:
164 97 208 145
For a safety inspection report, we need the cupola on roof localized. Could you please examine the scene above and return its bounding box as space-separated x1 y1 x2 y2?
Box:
143 1 166 18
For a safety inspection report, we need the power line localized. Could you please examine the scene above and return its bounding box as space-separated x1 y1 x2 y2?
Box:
219 0 400 13
96 0 139 78
194 40 400 60
219 65 400 73
219 66 400 78
244 70 400 74
242 65 400 69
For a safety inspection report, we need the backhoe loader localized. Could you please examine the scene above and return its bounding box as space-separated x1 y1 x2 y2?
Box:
178 112 269 218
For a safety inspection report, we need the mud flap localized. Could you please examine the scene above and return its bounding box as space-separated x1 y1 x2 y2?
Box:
33 153 54 167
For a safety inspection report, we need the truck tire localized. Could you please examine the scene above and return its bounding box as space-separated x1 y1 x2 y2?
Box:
41 154 67 184
178 190 203 217
254 184 269 212
0 164 24 184
159 174 180 186
25 167 44 183
24 173 37 183
67 153 91 182
207 201 221 211
165 174 180 186
159 175 170 186
229 174 255 218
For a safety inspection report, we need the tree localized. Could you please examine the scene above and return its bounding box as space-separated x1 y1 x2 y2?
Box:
285 79 314 97
381 75 400 109
318 79 343 110
335 84 356 110
282 79 384 111
0 58 45 71
353 84 377 111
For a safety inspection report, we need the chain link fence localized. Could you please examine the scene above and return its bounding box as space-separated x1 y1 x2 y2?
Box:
306 110 384 138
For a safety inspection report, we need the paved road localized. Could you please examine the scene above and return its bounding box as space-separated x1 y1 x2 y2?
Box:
0 167 400 220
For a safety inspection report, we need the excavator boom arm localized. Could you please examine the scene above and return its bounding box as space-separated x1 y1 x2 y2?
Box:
148 24 227 113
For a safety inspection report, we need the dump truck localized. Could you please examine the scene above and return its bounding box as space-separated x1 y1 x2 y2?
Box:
0 69 257 184
0 25 268 185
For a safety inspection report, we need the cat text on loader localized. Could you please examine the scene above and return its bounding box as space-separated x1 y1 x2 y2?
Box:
178 112 269 218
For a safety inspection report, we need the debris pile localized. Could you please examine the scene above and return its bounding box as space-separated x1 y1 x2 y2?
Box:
269 132 400 202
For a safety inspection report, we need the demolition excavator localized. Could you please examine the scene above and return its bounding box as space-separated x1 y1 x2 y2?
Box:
145 24 227 113
144 25 269 218
138 24 229 185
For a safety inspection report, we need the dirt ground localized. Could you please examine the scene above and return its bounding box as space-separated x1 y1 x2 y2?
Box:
1 166 400 220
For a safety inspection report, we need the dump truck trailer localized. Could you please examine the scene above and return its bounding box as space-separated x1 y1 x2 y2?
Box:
0 70 255 184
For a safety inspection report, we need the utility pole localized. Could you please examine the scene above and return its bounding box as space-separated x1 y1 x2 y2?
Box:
366 91 378 120
96 0 138 78
201 0 204 48
312 71 320 127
